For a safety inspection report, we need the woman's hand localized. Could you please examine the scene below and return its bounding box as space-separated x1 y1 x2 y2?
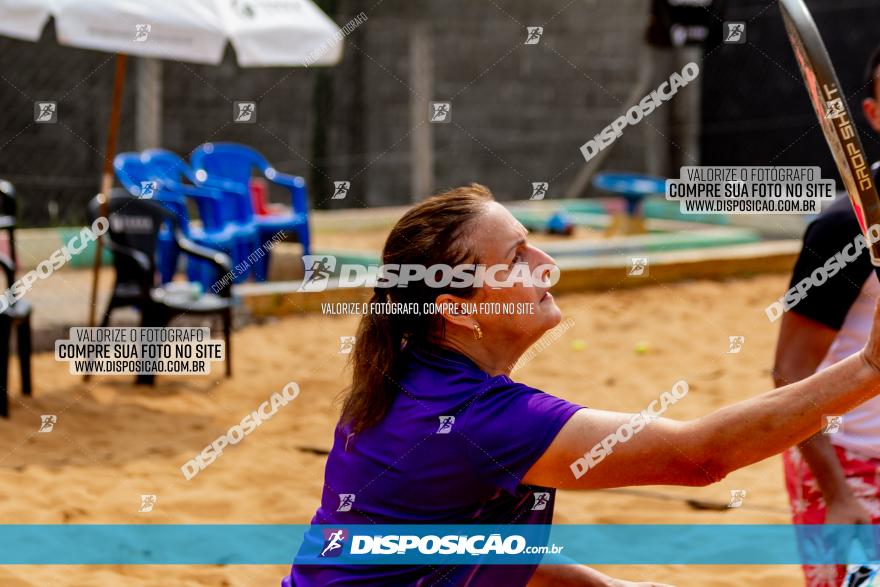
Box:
825 492 873 525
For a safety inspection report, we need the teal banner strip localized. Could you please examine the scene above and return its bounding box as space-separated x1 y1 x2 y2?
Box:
0 525 877 565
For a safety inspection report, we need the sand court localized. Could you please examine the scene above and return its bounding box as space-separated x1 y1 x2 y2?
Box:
0 274 809 586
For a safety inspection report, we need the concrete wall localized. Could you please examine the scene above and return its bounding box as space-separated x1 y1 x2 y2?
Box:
0 0 671 226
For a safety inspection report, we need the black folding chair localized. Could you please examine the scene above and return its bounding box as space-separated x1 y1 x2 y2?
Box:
0 179 32 417
89 190 233 384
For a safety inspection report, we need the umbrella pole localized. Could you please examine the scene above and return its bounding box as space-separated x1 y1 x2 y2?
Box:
85 53 127 380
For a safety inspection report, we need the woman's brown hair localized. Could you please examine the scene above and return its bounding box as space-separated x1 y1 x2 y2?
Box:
340 184 494 433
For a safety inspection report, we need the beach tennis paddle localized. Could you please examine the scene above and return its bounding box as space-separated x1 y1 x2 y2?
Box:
779 0 880 267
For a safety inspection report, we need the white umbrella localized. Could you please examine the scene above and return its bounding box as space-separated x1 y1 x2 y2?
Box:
0 0 343 65
0 0 344 328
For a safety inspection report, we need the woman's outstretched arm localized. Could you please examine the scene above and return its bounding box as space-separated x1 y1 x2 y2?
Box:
523 302 880 490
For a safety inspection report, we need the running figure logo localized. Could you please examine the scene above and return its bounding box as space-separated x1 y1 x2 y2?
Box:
34 102 57 123
337 493 356 512
338 336 356 354
332 181 350 200
436 416 455 434
298 255 337 292
727 489 746 508
134 24 151 42
525 26 544 45
824 98 845 120
823 415 844 434
138 494 157 512
139 181 157 199
530 182 548 200
39 414 57 433
627 257 648 277
430 102 451 123
532 492 551 511
723 22 746 44
233 101 257 123
231 0 257 19
320 529 348 557
727 336 745 354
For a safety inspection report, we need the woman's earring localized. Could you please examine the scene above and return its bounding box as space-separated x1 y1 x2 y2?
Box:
472 322 483 340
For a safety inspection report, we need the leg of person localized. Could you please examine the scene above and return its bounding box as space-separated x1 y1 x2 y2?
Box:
829 445 880 587
832 446 880 523
784 446 880 587
783 447 846 587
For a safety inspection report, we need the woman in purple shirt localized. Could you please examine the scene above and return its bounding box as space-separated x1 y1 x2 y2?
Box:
286 184 880 586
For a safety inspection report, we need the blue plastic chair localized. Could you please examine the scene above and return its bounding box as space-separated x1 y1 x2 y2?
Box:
113 153 238 289
190 143 311 281
142 149 259 283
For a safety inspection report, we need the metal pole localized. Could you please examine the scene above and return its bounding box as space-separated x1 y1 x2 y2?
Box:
135 57 162 150
88 53 128 329
409 20 433 201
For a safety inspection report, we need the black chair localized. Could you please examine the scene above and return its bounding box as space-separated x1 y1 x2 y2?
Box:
0 179 32 417
89 190 233 384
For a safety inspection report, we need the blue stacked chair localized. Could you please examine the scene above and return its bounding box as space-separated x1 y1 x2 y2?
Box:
113 153 240 290
141 149 259 283
190 143 311 281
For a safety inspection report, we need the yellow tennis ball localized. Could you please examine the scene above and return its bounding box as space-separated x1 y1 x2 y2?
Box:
635 341 649 355
571 339 586 351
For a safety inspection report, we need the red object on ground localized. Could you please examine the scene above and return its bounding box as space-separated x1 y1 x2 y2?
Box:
250 177 288 217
